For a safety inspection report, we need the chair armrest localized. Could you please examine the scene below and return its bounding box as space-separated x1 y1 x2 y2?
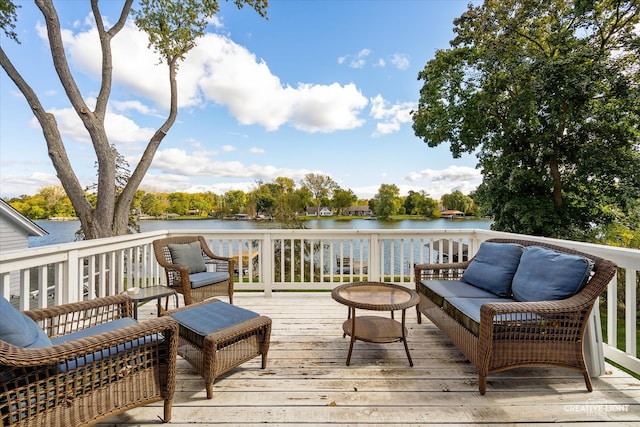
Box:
0 316 179 367
202 253 235 274
24 294 133 335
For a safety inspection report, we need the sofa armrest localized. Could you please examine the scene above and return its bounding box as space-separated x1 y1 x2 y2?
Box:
414 260 472 281
478 296 596 344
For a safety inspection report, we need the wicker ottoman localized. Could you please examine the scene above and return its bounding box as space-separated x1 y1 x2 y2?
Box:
168 299 272 399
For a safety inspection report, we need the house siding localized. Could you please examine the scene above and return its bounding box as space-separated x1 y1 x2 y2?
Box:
0 200 47 299
0 221 29 251
0 220 29 297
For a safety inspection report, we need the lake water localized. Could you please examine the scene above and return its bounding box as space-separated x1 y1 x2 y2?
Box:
30 217 493 248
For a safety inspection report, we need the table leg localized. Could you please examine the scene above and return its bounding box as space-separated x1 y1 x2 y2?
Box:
346 307 357 366
343 307 350 338
401 309 413 367
133 301 139 320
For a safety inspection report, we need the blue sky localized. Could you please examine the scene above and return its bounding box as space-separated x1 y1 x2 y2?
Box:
0 0 482 200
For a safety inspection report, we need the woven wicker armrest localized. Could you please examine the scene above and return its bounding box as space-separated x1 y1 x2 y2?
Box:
0 316 178 367
24 293 132 326
414 260 472 280
203 257 234 273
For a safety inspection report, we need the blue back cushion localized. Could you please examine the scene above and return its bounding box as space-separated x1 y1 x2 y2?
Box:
0 296 52 348
168 241 207 273
511 246 594 302
461 242 524 297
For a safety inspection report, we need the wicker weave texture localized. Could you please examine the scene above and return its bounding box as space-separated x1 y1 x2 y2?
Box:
153 236 235 305
414 238 617 395
166 299 271 399
0 294 179 426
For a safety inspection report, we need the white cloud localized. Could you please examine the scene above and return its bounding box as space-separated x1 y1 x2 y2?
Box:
403 165 482 199
0 172 61 196
221 145 236 152
338 48 372 69
193 33 368 132
53 18 370 136
369 94 414 136
249 147 265 154
146 148 314 182
391 53 410 70
30 104 155 147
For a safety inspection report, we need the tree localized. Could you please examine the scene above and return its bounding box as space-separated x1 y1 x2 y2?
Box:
441 191 473 214
372 184 401 219
411 0 640 240
405 190 438 217
300 173 337 217
332 188 357 215
0 0 267 239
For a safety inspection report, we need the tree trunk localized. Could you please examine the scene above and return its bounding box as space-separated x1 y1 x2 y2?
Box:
549 156 563 209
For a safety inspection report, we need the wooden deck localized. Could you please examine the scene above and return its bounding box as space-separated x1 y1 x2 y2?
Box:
102 292 640 426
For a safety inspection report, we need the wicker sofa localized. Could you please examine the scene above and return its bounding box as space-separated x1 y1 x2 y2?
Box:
414 238 617 395
0 294 178 426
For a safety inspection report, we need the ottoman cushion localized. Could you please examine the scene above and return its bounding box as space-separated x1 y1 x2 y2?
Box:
170 300 258 340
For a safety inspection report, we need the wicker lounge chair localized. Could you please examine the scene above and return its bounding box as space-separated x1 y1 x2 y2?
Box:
153 236 235 305
0 294 178 426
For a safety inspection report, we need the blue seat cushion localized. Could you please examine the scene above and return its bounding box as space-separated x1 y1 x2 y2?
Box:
419 280 501 307
171 300 258 346
168 241 207 273
512 246 594 302
51 317 157 372
0 296 52 348
189 271 230 288
443 297 542 336
461 242 524 297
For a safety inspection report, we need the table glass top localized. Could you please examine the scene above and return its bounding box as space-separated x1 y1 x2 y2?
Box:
127 285 176 301
335 284 414 307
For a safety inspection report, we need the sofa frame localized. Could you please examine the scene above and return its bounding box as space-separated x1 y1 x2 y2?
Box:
414 238 617 394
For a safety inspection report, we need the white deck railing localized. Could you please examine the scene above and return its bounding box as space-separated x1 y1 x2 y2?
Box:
1 228 638 376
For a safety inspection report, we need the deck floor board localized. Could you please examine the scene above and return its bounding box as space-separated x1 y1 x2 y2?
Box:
101 292 640 426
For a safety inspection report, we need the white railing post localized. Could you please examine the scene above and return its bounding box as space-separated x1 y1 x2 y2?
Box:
0 272 10 300
263 232 272 297
369 233 380 282
67 249 81 303
625 269 637 357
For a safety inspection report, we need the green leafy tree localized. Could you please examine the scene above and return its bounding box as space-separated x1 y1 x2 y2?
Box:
300 173 337 217
372 184 401 219
405 190 439 217
140 192 164 216
224 190 247 215
441 191 473 214
168 192 190 215
332 188 357 215
0 0 267 239
411 0 640 240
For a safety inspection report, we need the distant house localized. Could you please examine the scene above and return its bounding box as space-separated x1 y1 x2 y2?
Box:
0 199 47 298
306 207 334 217
441 209 465 219
344 205 373 216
